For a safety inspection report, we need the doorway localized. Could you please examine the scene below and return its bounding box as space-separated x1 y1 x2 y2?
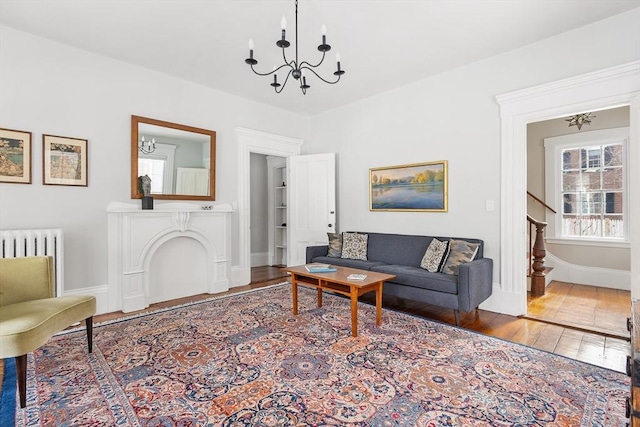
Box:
494 61 639 318
236 127 303 286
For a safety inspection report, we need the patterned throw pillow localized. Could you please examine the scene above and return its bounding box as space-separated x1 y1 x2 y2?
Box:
341 232 368 260
441 239 479 275
420 238 449 272
327 232 343 257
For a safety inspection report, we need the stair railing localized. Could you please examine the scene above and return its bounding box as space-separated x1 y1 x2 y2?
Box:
526 192 555 296
527 214 547 296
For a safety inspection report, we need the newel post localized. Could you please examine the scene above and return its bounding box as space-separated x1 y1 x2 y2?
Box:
531 221 547 296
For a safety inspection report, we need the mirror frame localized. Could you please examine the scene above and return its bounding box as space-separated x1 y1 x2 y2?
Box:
131 115 216 201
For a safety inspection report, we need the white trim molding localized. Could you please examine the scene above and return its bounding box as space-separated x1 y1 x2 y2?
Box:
496 61 640 315
235 127 303 286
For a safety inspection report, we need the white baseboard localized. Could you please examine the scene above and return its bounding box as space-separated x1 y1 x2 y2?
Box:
231 265 251 287
479 284 525 316
64 285 110 315
251 252 269 267
546 251 630 290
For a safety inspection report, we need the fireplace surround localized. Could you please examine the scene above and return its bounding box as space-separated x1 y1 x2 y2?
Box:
107 202 232 313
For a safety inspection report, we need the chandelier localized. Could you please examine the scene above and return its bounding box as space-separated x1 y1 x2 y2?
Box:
244 0 345 94
138 136 156 154
565 112 595 130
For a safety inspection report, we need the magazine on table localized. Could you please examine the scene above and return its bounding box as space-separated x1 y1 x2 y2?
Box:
347 274 367 280
305 263 337 273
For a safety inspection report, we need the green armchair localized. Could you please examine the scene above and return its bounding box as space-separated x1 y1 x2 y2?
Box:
0 256 96 408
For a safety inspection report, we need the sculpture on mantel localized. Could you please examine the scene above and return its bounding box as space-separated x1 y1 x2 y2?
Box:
138 175 153 210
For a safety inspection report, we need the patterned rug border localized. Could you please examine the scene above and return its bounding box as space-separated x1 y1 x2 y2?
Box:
57 281 290 335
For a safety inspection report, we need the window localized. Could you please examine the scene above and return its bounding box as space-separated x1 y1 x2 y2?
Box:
545 127 628 244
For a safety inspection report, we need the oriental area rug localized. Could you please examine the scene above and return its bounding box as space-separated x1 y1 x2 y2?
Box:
4 283 630 426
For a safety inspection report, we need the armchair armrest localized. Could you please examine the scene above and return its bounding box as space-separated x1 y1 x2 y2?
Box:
457 258 493 312
306 245 329 263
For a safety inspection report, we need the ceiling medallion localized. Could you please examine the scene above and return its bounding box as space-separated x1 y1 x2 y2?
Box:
565 112 595 130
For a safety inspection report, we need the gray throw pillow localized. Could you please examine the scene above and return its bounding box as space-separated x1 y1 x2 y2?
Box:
327 232 343 257
341 232 368 260
441 239 479 275
420 238 449 272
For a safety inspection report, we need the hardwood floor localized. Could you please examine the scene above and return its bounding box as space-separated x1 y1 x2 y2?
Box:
0 268 629 385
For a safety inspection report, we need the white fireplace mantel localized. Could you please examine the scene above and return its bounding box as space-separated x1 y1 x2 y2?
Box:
107 202 233 313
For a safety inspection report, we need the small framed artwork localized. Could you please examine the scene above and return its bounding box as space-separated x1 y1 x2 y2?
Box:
43 134 88 186
0 128 32 184
370 160 448 212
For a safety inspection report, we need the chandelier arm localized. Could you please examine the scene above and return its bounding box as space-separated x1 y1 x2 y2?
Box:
275 69 294 94
299 65 342 85
299 51 326 69
250 63 294 77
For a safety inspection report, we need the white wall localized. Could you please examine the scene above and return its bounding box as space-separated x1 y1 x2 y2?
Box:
307 9 639 308
0 26 307 292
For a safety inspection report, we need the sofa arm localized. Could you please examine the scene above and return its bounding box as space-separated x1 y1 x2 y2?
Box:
457 258 493 312
306 245 329 263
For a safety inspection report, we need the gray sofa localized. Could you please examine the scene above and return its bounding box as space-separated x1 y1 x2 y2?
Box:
306 232 493 326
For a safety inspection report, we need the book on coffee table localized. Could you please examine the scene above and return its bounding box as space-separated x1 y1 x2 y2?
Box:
347 273 367 280
305 263 337 273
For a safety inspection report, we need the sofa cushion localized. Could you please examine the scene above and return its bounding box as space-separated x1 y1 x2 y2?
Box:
371 265 458 294
420 238 449 272
365 232 432 267
441 239 480 275
310 256 386 271
327 232 342 257
341 232 368 260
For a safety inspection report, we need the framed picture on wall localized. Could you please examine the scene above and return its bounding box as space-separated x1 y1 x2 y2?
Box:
43 134 88 186
0 128 32 184
370 160 448 212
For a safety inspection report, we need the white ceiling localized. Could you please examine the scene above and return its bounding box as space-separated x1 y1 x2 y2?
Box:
1 1 638 116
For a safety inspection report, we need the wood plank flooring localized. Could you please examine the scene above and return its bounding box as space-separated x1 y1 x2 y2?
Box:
0 268 629 387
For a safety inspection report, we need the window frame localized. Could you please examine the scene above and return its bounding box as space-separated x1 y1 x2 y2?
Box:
544 127 629 246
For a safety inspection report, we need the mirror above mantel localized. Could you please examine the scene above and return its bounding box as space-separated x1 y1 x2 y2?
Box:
131 115 216 201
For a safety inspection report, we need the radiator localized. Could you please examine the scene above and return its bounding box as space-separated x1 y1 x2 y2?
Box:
0 228 64 297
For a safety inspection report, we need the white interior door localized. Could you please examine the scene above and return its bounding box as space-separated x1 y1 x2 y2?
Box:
287 153 336 266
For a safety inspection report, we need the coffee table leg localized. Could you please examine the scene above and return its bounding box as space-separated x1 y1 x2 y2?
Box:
376 282 383 326
317 282 323 308
351 289 358 337
292 275 298 315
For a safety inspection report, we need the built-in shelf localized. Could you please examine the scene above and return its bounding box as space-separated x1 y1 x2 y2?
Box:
267 157 288 266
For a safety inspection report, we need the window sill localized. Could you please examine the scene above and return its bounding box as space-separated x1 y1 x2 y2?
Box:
546 237 630 249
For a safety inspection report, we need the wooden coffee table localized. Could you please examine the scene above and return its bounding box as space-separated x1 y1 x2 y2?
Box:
282 265 396 337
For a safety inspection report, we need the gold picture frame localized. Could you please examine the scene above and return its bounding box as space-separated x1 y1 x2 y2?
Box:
0 128 32 184
370 160 448 212
43 134 88 186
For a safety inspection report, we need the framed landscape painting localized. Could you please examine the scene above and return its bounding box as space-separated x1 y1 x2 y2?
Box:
43 134 88 186
370 160 448 212
0 128 32 184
